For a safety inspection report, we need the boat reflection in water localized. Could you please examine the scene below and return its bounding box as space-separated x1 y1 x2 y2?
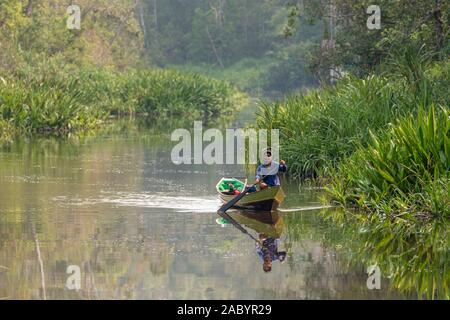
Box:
217 210 287 273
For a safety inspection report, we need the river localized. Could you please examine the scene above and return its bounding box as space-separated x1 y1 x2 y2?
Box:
0 115 407 300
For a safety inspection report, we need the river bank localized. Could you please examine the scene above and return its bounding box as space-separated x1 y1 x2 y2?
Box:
0 63 247 145
255 53 449 299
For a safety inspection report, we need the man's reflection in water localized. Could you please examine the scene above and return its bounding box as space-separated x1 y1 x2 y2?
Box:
256 233 286 273
217 211 287 272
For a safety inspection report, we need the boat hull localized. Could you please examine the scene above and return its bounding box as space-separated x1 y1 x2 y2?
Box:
218 186 285 211
228 211 284 238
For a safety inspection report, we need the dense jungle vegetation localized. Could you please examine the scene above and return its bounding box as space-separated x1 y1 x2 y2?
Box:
0 0 448 299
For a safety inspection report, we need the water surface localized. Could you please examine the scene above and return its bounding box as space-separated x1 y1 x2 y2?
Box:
0 121 405 299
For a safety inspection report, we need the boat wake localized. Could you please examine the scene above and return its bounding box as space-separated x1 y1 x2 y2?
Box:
53 194 334 214
277 205 334 212
53 192 221 213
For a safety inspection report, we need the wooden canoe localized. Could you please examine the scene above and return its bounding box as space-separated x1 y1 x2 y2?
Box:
216 178 285 211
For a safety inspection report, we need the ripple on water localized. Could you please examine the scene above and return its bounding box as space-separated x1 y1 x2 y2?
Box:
52 192 221 213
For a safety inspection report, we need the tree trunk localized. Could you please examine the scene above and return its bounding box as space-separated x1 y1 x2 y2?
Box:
24 0 33 16
206 25 224 68
433 0 444 51
137 0 147 47
154 0 158 30
244 0 248 42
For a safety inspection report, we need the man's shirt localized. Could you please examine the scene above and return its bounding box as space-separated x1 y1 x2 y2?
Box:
255 161 287 186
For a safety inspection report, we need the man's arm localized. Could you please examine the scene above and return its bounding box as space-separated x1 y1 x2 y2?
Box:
279 160 287 173
254 165 262 184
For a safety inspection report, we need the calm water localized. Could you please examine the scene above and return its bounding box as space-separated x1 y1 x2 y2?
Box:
0 120 406 300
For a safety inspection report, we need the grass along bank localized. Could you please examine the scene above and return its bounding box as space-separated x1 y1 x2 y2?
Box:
170 58 275 95
170 53 317 97
0 64 246 144
327 106 449 217
256 57 449 179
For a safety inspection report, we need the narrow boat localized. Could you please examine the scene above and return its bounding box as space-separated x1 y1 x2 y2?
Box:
216 178 285 211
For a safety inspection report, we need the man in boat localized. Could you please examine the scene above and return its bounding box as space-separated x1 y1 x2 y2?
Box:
256 234 287 272
250 148 287 192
